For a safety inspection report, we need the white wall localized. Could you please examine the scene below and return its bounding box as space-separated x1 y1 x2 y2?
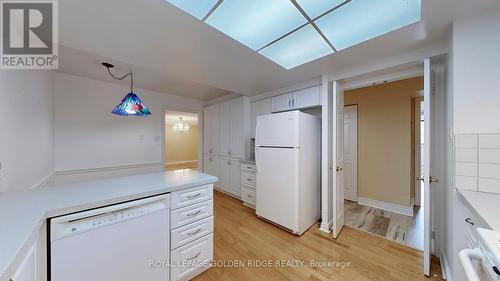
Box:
453 9 500 134
0 70 54 192
53 73 204 182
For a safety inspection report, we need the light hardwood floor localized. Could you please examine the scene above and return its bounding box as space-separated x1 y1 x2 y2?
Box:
344 200 424 250
194 191 442 281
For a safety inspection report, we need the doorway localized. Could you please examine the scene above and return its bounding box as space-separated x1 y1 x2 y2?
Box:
164 110 200 171
340 77 425 251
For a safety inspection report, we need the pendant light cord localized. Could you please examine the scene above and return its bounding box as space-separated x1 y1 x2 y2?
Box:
105 67 134 93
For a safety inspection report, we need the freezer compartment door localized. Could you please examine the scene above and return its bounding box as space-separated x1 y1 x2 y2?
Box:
256 111 299 147
256 147 299 232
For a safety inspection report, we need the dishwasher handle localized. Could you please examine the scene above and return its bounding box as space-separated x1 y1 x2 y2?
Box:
459 248 483 281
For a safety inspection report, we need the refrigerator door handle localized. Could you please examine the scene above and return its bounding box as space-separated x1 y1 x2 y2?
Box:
255 147 260 174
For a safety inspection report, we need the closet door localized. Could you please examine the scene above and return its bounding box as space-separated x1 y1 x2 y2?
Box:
219 102 232 157
229 160 241 197
203 104 220 155
218 158 231 194
229 98 244 159
203 155 220 186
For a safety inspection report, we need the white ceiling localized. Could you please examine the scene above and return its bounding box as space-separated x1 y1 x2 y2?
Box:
165 110 198 125
58 0 500 100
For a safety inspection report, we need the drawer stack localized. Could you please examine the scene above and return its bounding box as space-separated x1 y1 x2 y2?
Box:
240 163 256 208
170 185 214 281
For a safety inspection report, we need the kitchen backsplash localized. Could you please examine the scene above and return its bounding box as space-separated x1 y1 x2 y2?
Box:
455 134 500 194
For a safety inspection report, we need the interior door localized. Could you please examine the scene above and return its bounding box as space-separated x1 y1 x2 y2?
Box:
343 105 358 202
332 81 345 238
423 58 434 276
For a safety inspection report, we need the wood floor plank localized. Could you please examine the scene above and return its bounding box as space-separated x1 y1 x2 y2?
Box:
193 192 443 281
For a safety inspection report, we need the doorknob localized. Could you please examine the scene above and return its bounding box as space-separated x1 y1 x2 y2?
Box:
336 166 343 172
417 177 424 182
430 177 440 183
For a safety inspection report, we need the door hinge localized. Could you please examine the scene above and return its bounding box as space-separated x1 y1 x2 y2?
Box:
432 231 436 240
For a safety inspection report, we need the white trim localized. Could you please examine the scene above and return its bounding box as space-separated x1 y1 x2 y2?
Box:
55 163 162 175
165 160 198 166
342 66 423 91
440 253 451 281
319 220 333 233
358 197 414 217
30 172 55 189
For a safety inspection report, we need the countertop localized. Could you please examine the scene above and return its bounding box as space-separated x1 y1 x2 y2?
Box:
241 158 256 164
457 189 500 231
0 170 217 279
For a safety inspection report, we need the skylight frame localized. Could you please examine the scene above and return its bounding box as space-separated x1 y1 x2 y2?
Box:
166 0 421 69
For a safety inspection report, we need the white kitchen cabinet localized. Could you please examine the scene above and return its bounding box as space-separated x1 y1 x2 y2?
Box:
10 241 38 281
203 104 220 155
220 98 244 158
203 155 220 185
217 158 241 198
293 86 321 109
251 99 271 138
271 93 294 113
271 86 321 113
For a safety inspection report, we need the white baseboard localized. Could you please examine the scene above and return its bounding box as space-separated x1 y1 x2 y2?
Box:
165 160 198 166
358 197 414 217
319 220 333 233
440 252 452 281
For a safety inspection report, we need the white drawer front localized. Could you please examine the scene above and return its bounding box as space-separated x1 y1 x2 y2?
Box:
171 216 214 250
241 171 256 188
241 163 256 172
241 187 256 205
171 200 213 229
171 185 213 210
171 234 213 281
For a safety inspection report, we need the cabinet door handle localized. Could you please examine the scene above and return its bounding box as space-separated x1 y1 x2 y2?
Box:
187 252 201 261
186 210 201 217
187 228 202 236
465 218 475 225
247 178 253 181
187 193 201 199
292 97 295 108
247 194 253 198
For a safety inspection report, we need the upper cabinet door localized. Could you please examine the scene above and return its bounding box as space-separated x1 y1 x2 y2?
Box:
219 101 232 157
251 99 271 138
293 86 321 109
203 104 220 155
271 93 294 113
229 98 244 158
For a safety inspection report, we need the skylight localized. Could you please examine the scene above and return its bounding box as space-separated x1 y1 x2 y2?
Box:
166 0 421 69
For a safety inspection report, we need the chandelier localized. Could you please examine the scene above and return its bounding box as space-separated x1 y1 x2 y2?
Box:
173 117 190 132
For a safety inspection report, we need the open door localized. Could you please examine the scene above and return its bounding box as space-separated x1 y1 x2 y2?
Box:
332 81 345 238
423 58 441 276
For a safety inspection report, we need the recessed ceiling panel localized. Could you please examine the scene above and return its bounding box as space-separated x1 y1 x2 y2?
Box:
295 0 346 19
205 0 307 50
315 0 421 50
167 0 219 19
259 24 333 70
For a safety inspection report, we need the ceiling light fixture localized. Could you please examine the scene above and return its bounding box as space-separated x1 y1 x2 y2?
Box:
173 117 190 132
102 62 152 117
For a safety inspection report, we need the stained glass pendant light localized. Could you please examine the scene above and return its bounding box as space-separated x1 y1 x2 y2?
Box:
102 62 151 117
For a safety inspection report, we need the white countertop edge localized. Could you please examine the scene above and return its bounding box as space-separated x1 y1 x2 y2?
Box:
456 189 500 231
0 171 217 281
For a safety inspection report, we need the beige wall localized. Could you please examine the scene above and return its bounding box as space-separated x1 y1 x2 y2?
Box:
344 77 423 207
165 125 198 163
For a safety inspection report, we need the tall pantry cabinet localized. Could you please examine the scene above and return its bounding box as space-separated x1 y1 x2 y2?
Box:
203 97 250 198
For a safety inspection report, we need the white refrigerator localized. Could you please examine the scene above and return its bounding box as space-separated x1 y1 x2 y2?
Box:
255 110 321 235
